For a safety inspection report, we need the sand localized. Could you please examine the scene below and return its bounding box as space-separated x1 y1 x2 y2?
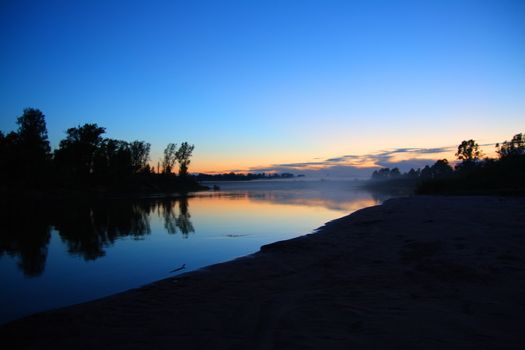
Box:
2 196 525 349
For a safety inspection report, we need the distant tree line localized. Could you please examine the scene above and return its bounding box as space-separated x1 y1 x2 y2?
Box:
370 134 525 195
371 159 454 181
194 172 295 181
0 108 201 193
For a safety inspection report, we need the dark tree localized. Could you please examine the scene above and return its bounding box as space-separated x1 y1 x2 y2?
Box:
430 159 453 178
93 139 132 180
12 108 51 184
406 168 420 178
0 131 6 181
455 139 483 162
16 108 51 156
129 141 151 173
496 133 525 158
162 143 177 174
390 167 401 177
371 168 392 180
54 123 106 179
1 109 204 193
175 142 195 176
0 132 20 182
420 165 432 179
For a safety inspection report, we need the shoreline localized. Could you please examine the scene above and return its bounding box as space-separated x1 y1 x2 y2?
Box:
2 196 525 349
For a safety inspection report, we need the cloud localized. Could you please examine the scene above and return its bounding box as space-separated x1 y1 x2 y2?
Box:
276 161 330 168
414 147 453 154
247 145 458 178
325 155 361 162
374 146 453 156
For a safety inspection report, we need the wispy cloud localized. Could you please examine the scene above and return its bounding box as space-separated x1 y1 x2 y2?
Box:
248 145 458 178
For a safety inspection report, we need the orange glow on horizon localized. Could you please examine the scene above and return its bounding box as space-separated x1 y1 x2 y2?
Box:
151 141 502 174
187 192 379 216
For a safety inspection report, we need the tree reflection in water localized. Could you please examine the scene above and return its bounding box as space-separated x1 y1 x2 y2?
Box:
0 199 51 277
160 198 194 237
0 196 194 276
176 198 194 237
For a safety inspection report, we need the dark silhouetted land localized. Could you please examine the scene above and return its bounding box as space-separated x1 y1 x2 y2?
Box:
2 196 524 349
194 172 296 181
366 134 525 196
0 108 207 197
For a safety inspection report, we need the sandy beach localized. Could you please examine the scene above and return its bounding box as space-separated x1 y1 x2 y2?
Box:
2 196 525 349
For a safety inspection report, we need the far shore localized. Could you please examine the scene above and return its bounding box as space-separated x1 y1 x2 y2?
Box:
0 182 209 201
2 196 525 349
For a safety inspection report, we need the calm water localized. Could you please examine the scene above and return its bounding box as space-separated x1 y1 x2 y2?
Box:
0 180 391 324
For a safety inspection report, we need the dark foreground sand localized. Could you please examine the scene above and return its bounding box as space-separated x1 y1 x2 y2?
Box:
2 196 525 349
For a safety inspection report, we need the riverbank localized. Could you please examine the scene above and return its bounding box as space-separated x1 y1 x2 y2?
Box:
2 196 525 349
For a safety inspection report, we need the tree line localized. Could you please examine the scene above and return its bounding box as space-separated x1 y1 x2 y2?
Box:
370 133 525 194
195 172 295 181
0 108 199 192
371 159 453 181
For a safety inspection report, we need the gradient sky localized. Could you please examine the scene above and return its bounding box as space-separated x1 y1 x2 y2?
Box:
1 0 524 176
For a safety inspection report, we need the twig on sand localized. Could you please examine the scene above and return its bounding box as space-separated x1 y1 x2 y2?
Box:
170 264 186 273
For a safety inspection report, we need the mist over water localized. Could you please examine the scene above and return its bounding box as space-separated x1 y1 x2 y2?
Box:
203 179 391 211
0 180 391 324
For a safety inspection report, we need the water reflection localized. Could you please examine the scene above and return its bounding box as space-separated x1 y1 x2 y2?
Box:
176 199 195 236
53 200 154 260
0 181 396 278
159 198 194 237
0 200 51 276
1 181 398 324
201 179 392 212
0 197 194 276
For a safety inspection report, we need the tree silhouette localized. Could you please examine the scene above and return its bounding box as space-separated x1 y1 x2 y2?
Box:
176 142 195 176
371 168 391 180
13 108 51 184
17 107 50 150
496 133 525 158
390 167 401 177
420 165 432 179
93 138 132 180
0 131 7 182
455 139 483 162
430 159 453 178
54 124 106 179
162 143 177 174
129 141 151 173
371 167 402 180
0 132 20 182
406 168 420 178
1 108 204 193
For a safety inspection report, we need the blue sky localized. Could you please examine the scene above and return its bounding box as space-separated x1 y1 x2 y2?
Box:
1 0 524 175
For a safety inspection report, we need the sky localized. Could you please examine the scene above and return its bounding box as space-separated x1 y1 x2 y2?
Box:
1 0 524 177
